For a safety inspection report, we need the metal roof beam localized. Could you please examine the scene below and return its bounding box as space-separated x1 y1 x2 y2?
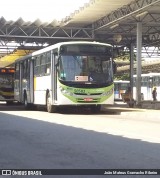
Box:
93 0 160 31
0 26 93 41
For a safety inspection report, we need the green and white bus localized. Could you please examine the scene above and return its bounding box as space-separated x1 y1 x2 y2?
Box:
14 41 115 113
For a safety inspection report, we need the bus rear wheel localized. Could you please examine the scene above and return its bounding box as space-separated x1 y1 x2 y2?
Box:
47 94 56 113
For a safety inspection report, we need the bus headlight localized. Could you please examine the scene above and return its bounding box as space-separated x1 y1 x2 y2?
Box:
101 92 108 96
62 90 73 96
101 89 113 96
59 86 73 96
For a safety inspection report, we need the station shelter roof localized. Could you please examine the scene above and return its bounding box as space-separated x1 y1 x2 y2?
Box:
0 0 160 67
0 49 35 67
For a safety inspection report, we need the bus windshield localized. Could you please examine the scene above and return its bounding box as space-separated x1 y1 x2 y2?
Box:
0 68 15 102
0 74 13 88
58 55 113 83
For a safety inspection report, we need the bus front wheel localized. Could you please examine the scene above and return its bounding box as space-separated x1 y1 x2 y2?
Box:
47 94 56 113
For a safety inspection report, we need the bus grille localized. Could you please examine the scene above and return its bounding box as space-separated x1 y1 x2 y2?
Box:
76 98 100 103
74 93 102 95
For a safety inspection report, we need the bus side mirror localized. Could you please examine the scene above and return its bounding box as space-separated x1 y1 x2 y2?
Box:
113 60 117 74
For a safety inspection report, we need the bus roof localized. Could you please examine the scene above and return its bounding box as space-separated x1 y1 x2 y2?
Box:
32 41 112 55
15 41 112 63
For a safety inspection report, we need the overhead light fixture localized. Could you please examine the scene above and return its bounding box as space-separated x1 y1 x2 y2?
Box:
110 24 119 29
136 11 148 18
113 34 122 43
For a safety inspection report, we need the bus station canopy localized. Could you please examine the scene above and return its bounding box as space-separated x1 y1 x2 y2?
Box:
0 49 35 67
0 0 160 67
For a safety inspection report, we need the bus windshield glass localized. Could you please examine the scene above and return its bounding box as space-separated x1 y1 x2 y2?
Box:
0 68 15 101
58 55 113 84
0 74 13 88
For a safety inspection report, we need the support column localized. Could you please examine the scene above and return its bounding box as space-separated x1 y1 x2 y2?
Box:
136 22 142 105
130 43 134 99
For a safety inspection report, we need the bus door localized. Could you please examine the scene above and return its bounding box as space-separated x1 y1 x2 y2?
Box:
19 62 24 102
19 59 30 103
14 63 20 101
51 52 58 103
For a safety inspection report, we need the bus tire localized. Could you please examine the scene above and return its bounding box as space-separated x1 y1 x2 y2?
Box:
90 105 101 113
47 93 56 113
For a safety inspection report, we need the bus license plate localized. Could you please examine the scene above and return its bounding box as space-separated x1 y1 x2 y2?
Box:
84 98 93 101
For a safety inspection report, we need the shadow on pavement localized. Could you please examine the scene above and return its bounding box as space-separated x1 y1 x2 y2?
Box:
0 112 160 174
0 102 146 115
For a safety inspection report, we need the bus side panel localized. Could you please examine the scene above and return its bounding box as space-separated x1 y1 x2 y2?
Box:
34 75 51 105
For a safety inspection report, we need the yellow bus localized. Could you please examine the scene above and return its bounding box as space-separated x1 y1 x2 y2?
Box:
0 67 15 104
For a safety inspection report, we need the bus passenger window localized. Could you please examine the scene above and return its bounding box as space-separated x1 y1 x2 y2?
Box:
45 52 51 74
34 57 41 76
46 66 50 74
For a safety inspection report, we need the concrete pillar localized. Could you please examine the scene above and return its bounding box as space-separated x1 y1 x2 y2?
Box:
136 22 142 105
130 43 134 99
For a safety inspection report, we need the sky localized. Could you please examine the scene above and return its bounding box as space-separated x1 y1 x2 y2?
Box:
0 0 90 22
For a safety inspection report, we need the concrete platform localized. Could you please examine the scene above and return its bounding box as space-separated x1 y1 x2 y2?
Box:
114 100 160 110
140 100 160 109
